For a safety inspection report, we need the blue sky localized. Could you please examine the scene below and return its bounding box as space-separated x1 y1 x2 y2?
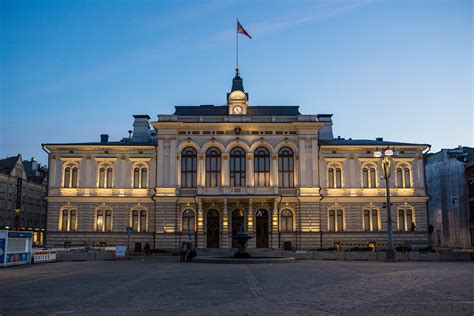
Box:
1 0 472 164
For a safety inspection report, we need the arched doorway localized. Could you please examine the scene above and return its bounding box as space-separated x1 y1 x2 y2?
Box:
232 209 245 248
256 209 269 248
206 209 220 248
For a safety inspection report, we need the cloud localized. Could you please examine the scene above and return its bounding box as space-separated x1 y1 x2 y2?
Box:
205 0 373 44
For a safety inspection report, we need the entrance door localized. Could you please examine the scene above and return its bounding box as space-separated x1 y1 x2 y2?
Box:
206 209 220 248
256 209 269 248
232 209 245 248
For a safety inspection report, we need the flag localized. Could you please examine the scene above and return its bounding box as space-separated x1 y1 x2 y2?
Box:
237 20 252 39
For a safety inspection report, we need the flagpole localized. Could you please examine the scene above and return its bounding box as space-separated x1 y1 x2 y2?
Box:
236 18 239 72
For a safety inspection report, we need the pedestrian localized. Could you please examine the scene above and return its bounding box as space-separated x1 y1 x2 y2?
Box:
180 241 188 262
144 243 151 256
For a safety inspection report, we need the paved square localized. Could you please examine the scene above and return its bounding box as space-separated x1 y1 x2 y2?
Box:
1 258 474 315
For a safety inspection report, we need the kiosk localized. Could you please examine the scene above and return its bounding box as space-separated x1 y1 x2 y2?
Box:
0 230 33 267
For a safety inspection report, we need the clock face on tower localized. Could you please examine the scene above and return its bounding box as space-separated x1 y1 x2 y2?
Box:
233 106 242 114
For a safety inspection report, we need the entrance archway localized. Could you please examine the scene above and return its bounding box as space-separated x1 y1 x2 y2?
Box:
256 209 269 248
206 209 220 248
231 209 245 248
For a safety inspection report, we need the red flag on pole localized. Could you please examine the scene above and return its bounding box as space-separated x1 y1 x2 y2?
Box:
237 20 252 39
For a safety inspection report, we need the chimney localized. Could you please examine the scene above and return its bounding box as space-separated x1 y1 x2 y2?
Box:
132 115 151 143
317 114 334 140
100 134 109 143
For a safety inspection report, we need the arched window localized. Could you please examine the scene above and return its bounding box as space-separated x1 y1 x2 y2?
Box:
63 166 78 188
206 147 221 187
230 147 246 187
363 208 379 231
182 209 196 232
133 168 140 188
98 166 113 188
71 167 78 187
362 166 377 188
131 209 147 232
328 209 344 231
278 147 294 188
397 166 411 188
96 209 112 231
181 147 197 188
254 147 270 187
64 167 71 187
61 209 77 231
280 209 293 232
133 166 148 188
398 208 414 231
328 166 342 188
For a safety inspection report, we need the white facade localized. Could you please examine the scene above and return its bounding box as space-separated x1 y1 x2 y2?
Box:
44 73 429 251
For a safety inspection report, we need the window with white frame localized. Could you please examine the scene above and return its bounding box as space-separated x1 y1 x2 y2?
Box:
182 209 196 232
133 166 148 188
278 147 294 188
131 209 147 232
398 208 414 231
363 209 379 232
396 165 411 188
181 147 197 188
98 165 113 188
206 147 221 187
254 146 270 187
61 208 77 231
328 166 342 188
328 209 344 231
230 147 246 187
96 209 112 231
362 166 377 188
280 209 293 232
63 165 78 188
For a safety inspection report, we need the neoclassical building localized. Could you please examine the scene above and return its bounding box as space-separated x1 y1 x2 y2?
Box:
44 71 430 251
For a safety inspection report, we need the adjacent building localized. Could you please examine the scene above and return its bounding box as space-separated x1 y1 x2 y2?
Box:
0 155 48 244
425 147 473 248
44 71 430 251
466 152 474 246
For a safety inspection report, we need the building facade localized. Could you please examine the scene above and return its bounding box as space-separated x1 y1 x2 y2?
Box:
0 155 47 244
44 72 430 251
425 147 473 248
466 152 474 246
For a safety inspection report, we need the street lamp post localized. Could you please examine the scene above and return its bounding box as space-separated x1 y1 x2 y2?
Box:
14 208 21 231
374 147 397 262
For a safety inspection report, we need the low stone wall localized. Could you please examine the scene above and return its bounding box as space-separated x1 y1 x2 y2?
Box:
290 250 473 261
56 251 115 262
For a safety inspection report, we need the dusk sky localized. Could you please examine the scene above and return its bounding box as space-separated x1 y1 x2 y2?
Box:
1 0 472 165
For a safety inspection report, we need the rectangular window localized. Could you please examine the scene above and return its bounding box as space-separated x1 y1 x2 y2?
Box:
132 210 139 231
105 210 112 231
372 210 378 231
106 169 113 188
336 210 343 231
140 210 146 232
329 210 335 231
398 209 405 231
70 210 77 231
62 209 68 231
364 209 370 231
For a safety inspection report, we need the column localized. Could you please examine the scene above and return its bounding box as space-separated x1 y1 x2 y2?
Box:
222 198 230 248
299 138 306 187
271 198 279 249
247 198 256 248
169 138 177 186
198 154 205 188
197 198 205 248
177 154 181 188
311 138 318 187
157 139 164 187
222 154 229 187
271 154 278 189
247 154 254 187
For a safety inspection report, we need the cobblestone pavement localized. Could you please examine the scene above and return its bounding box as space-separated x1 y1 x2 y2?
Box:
1 258 474 315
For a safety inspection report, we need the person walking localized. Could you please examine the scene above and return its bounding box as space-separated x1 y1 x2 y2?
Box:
144 243 151 256
180 241 188 262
